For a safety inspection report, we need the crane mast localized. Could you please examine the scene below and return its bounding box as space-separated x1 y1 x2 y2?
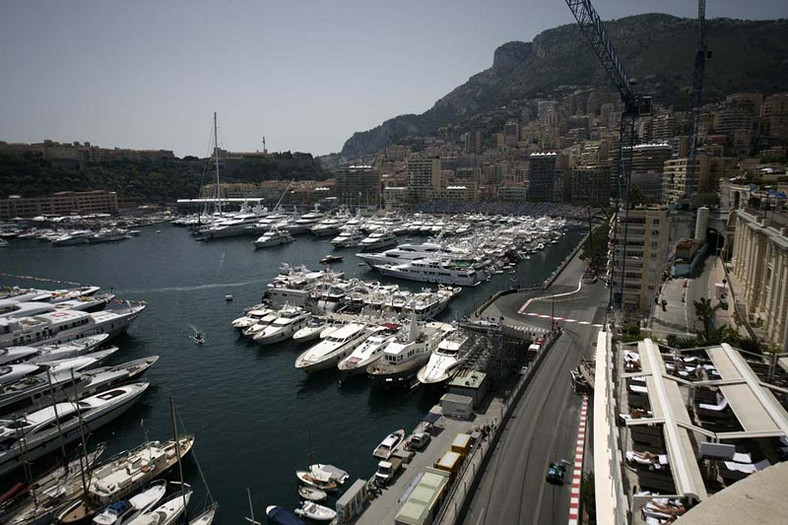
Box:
686 0 708 206
564 0 650 310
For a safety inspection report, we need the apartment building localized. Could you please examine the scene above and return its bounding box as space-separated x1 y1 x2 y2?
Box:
336 165 381 207
608 207 671 313
407 157 442 203
0 190 119 219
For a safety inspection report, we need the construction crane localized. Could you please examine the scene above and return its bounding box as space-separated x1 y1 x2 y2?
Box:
564 0 651 311
686 0 710 206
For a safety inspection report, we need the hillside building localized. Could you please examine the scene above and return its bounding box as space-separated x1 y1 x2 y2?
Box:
527 152 558 202
608 206 671 313
336 165 381 208
407 157 442 203
0 190 119 219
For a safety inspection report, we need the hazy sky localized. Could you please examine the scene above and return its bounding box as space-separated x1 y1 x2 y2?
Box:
1 1 786 157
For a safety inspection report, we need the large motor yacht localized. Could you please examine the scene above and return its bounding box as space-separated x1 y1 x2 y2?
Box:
253 227 295 249
359 229 398 251
355 240 468 268
366 320 454 389
330 228 365 248
417 329 473 385
376 256 488 287
337 324 399 377
253 306 310 345
294 323 371 373
0 303 146 348
0 382 150 477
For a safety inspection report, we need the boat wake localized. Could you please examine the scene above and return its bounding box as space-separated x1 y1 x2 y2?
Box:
119 279 267 294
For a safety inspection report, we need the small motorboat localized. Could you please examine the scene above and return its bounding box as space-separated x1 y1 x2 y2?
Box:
295 471 338 491
266 505 305 525
319 254 343 264
373 429 405 459
224 294 234 302
294 501 336 522
191 333 205 345
297 485 327 502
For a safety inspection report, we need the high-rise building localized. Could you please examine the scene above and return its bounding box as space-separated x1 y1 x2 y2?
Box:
527 153 558 202
761 93 788 142
608 207 671 313
407 157 442 203
462 130 483 154
570 165 612 206
629 143 673 202
504 120 521 148
336 165 381 207
662 156 732 206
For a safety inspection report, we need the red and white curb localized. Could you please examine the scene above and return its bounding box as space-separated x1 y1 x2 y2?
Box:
524 312 604 328
568 395 588 525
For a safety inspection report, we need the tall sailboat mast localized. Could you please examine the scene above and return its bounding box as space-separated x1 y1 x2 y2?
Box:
213 112 222 216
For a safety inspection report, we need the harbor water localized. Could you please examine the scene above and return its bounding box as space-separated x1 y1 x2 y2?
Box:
0 223 584 522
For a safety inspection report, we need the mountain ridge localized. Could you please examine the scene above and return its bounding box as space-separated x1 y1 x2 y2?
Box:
338 13 788 159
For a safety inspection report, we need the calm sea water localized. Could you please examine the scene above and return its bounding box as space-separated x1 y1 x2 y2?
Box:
0 223 583 522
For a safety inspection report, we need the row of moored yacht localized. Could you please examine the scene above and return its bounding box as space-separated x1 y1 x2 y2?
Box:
232 304 475 388
0 285 217 525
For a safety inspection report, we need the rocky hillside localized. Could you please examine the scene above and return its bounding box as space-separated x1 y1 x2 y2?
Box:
339 13 788 159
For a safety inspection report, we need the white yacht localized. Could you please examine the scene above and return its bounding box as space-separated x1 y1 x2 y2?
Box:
0 355 157 415
241 309 280 338
196 204 269 240
337 324 399 377
367 320 454 389
26 333 111 363
51 230 94 246
376 256 488 287
92 480 167 525
331 228 365 248
126 486 192 525
253 227 294 249
0 303 146 348
359 229 397 251
0 294 114 319
294 323 370 373
356 240 468 268
405 286 461 320
417 329 473 385
253 306 309 345
0 382 150 477
286 206 325 235
0 345 39 366
292 316 328 344
231 306 274 330
309 217 343 237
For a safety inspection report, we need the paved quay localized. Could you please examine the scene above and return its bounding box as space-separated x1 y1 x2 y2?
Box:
355 398 504 525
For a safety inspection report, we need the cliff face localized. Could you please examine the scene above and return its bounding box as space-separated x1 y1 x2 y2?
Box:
339 14 788 159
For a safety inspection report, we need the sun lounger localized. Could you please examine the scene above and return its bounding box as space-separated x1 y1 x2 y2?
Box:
722 459 770 474
732 452 752 463
629 384 649 394
626 450 669 470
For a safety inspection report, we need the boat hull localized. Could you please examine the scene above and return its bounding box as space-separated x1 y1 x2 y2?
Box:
0 384 150 478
